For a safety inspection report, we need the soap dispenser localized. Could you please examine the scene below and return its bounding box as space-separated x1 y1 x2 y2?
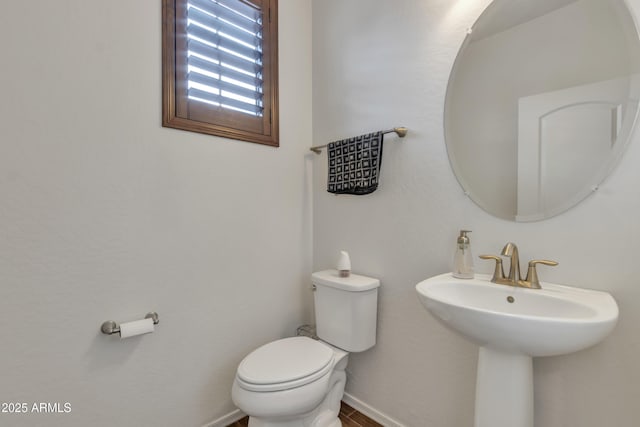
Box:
452 230 474 279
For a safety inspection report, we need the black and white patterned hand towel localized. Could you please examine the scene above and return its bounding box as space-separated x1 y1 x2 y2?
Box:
327 131 384 195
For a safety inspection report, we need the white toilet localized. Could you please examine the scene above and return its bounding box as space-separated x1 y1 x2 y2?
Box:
232 269 380 427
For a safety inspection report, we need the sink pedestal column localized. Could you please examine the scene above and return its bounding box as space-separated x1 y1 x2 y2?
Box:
474 347 533 427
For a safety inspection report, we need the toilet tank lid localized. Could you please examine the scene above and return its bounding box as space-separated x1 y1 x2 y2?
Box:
312 270 380 292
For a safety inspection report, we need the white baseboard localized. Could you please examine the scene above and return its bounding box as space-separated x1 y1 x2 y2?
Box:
202 408 246 427
342 392 407 427
202 394 405 427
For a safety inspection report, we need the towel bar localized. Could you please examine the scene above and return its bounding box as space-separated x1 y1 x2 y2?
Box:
309 127 407 154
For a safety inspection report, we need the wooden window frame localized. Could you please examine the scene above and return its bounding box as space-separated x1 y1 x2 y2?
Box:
162 0 279 146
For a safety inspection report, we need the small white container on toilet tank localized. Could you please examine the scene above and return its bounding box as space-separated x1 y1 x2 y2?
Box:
312 269 380 352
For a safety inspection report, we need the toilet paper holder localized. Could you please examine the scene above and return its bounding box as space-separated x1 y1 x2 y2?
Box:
101 312 159 335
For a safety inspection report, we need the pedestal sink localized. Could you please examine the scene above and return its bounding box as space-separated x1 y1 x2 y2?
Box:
416 273 618 427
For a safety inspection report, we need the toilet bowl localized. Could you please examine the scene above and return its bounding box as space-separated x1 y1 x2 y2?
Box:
231 270 380 427
232 336 348 426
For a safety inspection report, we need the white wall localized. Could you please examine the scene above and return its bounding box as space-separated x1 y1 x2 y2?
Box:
312 0 640 426
0 1 312 426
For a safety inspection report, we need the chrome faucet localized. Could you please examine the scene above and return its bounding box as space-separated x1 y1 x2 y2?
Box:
479 242 558 289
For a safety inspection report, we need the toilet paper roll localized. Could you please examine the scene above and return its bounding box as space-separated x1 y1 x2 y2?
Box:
119 318 154 339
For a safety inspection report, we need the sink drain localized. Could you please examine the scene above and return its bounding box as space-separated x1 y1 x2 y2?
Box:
507 296 515 303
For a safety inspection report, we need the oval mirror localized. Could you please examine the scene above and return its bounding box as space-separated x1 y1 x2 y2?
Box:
445 0 640 221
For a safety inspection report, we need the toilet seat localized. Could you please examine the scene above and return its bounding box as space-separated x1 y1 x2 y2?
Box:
236 337 335 392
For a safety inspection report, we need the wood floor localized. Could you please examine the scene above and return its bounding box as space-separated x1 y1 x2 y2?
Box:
227 401 383 427
339 401 383 427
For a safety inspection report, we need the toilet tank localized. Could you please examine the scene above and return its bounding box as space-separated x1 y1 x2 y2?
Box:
311 270 380 352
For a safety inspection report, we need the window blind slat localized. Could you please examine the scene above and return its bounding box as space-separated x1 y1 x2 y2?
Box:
188 7 261 49
188 0 260 35
188 70 262 102
219 21 261 48
188 39 261 76
188 55 261 88
216 0 261 23
188 24 261 63
188 87 263 115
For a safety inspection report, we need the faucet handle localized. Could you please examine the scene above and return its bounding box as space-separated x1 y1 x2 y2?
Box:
524 259 558 289
479 255 505 283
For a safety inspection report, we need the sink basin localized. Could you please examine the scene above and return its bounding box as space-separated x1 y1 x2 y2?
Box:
416 273 618 427
416 273 618 357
